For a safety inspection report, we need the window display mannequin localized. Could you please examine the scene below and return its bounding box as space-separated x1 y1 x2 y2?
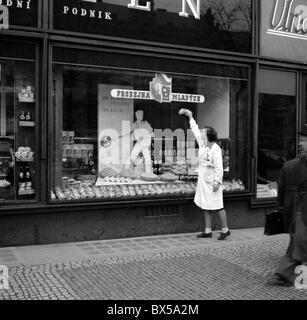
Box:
130 110 154 174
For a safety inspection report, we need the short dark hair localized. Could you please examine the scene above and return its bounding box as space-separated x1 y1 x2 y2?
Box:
205 126 218 142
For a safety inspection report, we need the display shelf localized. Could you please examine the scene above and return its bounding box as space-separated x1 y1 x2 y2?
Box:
74 137 96 140
18 98 35 103
63 168 91 172
62 157 90 160
16 157 34 162
19 121 35 127
18 189 35 196
96 178 183 186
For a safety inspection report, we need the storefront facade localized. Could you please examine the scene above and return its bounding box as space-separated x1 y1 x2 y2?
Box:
0 0 306 246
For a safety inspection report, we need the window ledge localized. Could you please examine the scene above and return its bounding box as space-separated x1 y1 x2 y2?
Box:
0 191 257 216
250 198 278 209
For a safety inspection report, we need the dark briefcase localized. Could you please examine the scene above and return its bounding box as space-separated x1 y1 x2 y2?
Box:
264 210 285 236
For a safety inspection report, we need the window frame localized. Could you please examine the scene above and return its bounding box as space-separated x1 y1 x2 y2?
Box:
0 41 41 206
251 66 299 207
48 43 253 204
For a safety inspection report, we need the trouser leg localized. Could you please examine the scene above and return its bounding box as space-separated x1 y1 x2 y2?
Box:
130 143 142 164
275 238 299 284
142 147 152 174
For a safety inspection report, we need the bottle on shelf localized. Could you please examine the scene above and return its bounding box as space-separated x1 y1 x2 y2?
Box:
25 112 32 122
153 160 158 175
25 165 33 190
151 140 154 159
158 160 163 175
19 111 26 121
88 157 95 172
18 166 26 192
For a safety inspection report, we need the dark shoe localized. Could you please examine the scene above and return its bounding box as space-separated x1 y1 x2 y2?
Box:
217 230 230 240
197 232 212 238
266 274 292 287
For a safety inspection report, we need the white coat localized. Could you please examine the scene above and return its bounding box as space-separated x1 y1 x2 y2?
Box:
190 119 224 210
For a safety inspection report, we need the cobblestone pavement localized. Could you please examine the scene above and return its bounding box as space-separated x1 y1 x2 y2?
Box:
0 228 307 300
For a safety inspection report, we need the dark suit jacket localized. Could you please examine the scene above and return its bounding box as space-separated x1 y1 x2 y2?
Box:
278 156 307 232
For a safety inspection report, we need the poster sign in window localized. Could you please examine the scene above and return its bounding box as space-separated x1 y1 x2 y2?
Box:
98 84 134 176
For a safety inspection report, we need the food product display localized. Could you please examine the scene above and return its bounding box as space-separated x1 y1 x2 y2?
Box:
17 164 34 194
15 147 34 161
222 179 245 192
0 179 11 188
120 167 138 180
18 86 35 102
160 172 178 182
54 176 246 200
99 176 133 184
99 166 119 178
179 174 198 182
53 181 197 200
62 131 75 144
51 190 57 200
19 111 34 125
171 163 187 175
140 172 159 182
55 186 66 200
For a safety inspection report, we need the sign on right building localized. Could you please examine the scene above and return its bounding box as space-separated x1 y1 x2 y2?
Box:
260 0 307 62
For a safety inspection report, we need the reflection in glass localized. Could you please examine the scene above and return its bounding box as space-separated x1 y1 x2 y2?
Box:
53 0 252 53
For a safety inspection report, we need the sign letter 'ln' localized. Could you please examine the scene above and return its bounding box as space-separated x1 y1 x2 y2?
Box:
180 0 200 19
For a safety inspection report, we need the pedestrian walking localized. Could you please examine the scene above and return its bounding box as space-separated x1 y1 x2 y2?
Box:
272 132 307 287
179 108 230 240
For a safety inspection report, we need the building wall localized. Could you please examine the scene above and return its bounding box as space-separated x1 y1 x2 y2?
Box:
0 200 267 247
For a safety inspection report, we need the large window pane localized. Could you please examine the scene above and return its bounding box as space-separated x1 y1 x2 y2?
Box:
51 50 249 201
300 74 307 137
299 74 307 155
0 57 37 202
257 69 296 199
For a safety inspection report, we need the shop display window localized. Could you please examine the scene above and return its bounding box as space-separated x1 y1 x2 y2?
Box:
299 74 307 158
0 58 37 202
257 69 296 199
51 49 249 202
300 74 307 137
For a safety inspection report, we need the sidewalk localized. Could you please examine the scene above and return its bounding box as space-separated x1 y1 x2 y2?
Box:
0 228 306 300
